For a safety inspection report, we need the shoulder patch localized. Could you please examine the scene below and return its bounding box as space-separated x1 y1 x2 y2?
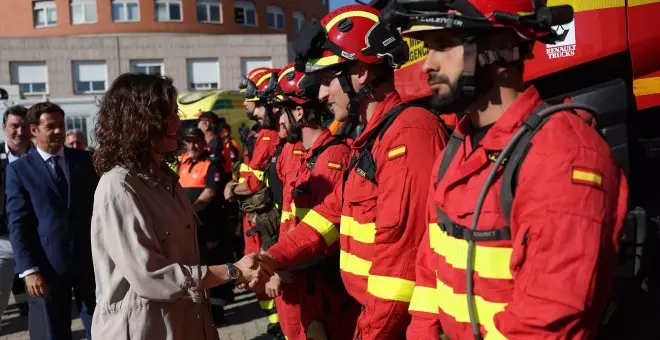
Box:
572 167 603 188
327 162 343 170
262 136 271 141
387 145 407 160
293 149 305 156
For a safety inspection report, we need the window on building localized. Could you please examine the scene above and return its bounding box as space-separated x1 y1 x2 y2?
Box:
234 1 256 26
187 59 219 90
197 0 221 23
292 11 305 37
34 1 57 28
71 0 97 24
130 59 164 76
10 62 48 95
112 0 139 22
267 6 284 30
65 116 89 139
73 61 107 94
240 57 272 76
155 0 182 22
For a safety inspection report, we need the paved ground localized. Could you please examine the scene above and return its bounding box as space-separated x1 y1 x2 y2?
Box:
0 289 270 340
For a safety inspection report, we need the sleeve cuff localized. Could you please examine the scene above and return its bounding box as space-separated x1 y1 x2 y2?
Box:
19 267 39 278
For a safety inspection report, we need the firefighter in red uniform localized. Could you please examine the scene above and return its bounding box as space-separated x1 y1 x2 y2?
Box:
383 1 630 339
251 5 448 339
266 63 362 340
225 67 285 339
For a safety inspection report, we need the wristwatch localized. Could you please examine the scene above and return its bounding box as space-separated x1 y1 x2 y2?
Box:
227 263 241 282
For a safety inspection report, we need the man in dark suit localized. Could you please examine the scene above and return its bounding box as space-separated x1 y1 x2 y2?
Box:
6 102 97 340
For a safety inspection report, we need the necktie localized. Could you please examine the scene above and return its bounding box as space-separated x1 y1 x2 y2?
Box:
49 155 69 204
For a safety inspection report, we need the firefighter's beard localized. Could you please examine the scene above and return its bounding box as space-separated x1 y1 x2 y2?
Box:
286 121 302 143
428 73 462 109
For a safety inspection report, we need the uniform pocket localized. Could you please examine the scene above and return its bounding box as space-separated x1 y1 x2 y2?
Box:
375 168 408 231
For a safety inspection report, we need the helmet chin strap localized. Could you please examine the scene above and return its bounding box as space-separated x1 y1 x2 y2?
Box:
431 38 524 114
285 107 303 143
334 62 387 138
260 104 279 130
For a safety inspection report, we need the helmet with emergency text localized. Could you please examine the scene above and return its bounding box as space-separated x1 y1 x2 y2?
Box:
241 67 280 103
381 0 574 109
394 0 573 44
294 4 409 74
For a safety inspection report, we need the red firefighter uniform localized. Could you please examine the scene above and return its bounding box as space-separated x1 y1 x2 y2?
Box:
267 91 448 339
278 129 361 340
406 87 629 339
271 140 305 339
276 141 305 233
239 128 280 254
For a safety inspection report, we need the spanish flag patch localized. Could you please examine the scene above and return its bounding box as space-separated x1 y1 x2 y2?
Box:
293 149 305 156
572 167 603 188
328 162 342 170
262 136 271 141
387 145 407 160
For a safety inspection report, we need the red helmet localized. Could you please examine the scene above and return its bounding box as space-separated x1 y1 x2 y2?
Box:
239 67 270 93
274 63 320 105
295 4 409 73
241 68 280 102
397 0 573 44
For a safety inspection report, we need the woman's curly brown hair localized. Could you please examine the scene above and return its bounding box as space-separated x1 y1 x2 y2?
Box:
93 73 178 176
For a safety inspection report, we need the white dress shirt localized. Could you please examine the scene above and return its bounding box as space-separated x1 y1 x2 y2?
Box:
19 147 70 278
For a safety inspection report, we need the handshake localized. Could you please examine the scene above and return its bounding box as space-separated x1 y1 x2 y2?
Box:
229 252 279 292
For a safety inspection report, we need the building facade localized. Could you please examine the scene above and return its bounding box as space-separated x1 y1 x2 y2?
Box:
0 0 327 142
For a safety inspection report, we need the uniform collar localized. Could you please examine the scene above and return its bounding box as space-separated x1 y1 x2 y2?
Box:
454 86 543 151
353 91 402 148
303 129 333 161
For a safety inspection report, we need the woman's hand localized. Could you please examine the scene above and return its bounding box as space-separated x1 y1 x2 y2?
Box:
234 253 274 290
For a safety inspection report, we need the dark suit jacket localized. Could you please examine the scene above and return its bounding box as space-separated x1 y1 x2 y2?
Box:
6 147 98 280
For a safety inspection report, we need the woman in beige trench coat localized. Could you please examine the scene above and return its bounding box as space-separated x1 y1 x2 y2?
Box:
89 74 268 340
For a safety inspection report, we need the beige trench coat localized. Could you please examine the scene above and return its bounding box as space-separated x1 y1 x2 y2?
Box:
90 166 219 340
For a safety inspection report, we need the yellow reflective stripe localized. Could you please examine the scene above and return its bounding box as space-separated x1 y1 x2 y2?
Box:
267 313 280 324
256 72 273 87
409 286 438 314
307 55 341 68
340 215 376 244
238 177 246 183
280 210 293 223
291 203 310 221
634 76 660 96
252 169 265 182
436 279 507 340
367 275 415 302
278 66 295 82
259 299 276 310
324 11 379 30
428 224 513 280
629 0 660 6
339 250 371 277
239 163 249 172
546 0 624 12
301 209 339 246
